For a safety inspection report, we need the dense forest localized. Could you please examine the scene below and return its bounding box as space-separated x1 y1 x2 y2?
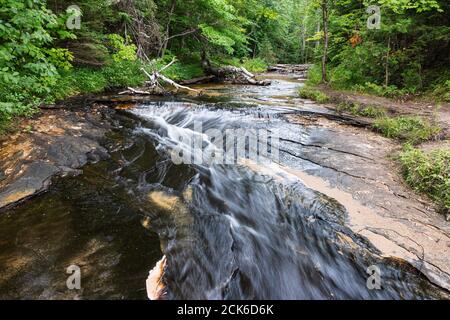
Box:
0 0 449 130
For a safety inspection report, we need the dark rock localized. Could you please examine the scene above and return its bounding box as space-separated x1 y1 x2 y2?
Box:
0 162 59 208
0 105 112 210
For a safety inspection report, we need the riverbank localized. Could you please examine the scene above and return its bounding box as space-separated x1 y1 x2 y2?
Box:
299 84 450 217
0 58 268 210
311 84 450 139
0 104 113 210
0 58 268 135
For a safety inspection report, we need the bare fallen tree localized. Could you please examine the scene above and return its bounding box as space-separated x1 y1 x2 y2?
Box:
208 65 271 86
119 57 201 96
268 64 312 73
120 53 273 96
200 52 271 86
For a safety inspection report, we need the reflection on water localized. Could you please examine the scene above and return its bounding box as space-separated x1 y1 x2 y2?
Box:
0 75 447 299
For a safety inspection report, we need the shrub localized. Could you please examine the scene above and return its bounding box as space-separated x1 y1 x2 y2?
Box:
298 86 330 103
242 58 268 73
401 63 422 93
431 80 450 102
373 116 441 144
399 145 450 215
336 102 386 118
52 68 108 100
352 82 409 98
52 61 145 101
106 34 138 62
359 105 387 118
306 64 322 85
152 53 205 82
102 60 145 88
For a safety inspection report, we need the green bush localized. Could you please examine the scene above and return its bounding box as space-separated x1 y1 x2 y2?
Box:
102 60 146 88
106 34 138 62
352 82 410 98
52 60 146 101
298 86 330 103
0 0 74 132
399 145 450 215
401 63 422 93
241 58 268 73
329 65 355 89
374 116 441 144
430 80 450 102
336 102 386 118
306 64 322 85
151 53 204 82
52 68 108 100
359 106 387 118
0 102 38 132
329 43 388 89
336 102 360 115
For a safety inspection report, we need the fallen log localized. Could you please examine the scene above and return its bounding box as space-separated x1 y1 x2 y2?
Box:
268 64 312 74
212 66 271 86
119 57 202 95
156 72 201 94
201 53 271 86
180 75 216 85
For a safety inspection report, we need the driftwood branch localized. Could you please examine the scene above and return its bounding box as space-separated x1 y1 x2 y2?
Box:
158 57 177 72
120 62 202 95
119 87 153 95
156 73 201 93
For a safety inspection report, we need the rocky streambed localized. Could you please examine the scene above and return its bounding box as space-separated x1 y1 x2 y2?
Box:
0 73 448 299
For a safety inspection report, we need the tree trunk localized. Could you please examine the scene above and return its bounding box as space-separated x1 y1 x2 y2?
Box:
301 2 309 64
321 1 329 83
159 0 176 58
385 36 390 88
315 20 320 49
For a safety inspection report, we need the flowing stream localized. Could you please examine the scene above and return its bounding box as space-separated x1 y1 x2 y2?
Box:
0 74 446 299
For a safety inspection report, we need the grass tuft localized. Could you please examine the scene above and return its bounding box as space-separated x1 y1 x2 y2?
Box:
298 86 330 103
336 102 387 118
398 145 450 215
373 116 441 144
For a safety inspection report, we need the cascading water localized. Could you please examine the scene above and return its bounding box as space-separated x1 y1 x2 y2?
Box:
127 99 443 299
0 77 446 299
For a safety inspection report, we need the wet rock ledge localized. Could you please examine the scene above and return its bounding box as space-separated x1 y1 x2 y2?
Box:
0 105 113 210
